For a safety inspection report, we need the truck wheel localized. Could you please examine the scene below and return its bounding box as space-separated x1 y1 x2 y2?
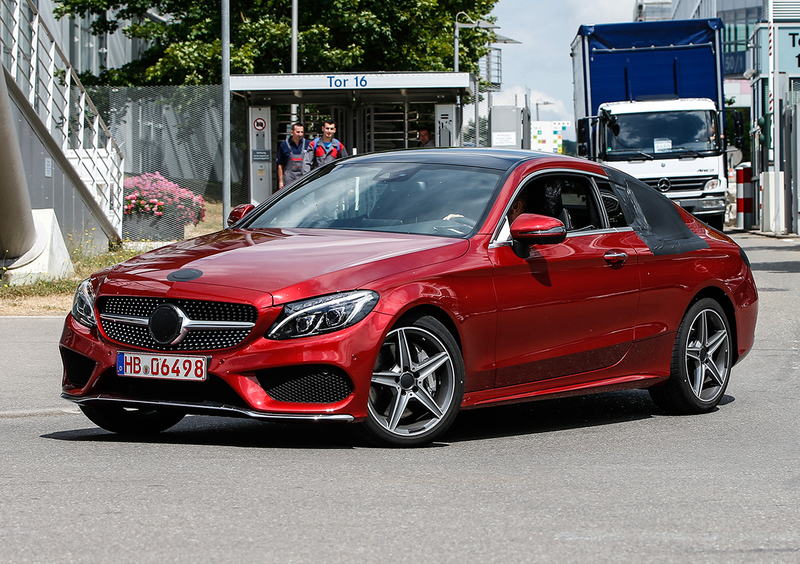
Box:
706 214 725 231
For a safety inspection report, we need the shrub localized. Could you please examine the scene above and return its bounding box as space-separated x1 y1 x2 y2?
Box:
123 172 206 226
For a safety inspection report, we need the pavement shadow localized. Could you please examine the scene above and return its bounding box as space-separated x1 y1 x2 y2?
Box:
443 389 733 443
42 390 735 449
42 416 364 450
749 261 800 273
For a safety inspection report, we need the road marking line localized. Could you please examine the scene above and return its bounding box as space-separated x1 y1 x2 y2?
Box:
0 407 80 418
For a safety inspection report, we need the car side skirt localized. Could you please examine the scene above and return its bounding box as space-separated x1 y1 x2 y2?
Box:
462 331 675 409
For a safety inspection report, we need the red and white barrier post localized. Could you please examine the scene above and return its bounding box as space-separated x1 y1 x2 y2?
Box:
736 166 753 229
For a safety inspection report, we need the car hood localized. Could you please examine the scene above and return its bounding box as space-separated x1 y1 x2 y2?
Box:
102 229 469 305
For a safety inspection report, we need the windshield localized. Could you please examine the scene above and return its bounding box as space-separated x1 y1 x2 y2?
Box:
245 162 504 238
603 110 720 159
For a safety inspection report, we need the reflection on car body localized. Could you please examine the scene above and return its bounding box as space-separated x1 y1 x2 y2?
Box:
60 149 758 446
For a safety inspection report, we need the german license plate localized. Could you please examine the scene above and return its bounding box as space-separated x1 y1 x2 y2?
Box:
116 351 207 381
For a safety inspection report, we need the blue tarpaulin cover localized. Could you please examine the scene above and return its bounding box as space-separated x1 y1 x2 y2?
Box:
576 19 723 115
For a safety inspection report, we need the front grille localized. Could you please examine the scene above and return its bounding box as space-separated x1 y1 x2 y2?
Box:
60 347 96 387
101 297 256 322
256 366 354 404
641 175 714 193
94 368 248 408
98 296 258 351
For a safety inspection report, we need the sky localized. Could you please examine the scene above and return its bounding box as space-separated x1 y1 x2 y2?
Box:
489 0 635 131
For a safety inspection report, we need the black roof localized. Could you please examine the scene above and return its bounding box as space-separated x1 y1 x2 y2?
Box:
342 148 558 171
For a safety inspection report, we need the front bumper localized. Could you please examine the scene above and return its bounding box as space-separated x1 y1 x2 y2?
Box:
62 394 355 422
60 306 394 422
672 196 727 217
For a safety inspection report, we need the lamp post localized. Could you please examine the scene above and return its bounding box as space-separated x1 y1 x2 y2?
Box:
291 0 298 122
454 12 499 72
221 0 230 220
535 99 554 121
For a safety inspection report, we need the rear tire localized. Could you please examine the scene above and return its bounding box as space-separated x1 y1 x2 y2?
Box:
649 298 732 414
362 315 465 447
80 404 185 434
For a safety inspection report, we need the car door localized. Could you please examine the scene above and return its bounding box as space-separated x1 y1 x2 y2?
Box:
489 171 643 388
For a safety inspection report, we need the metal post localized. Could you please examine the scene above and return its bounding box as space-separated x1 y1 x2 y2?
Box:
454 25 460 73
292 0 298 74
474 76 479 147
291 0 298 122
222 0 231 220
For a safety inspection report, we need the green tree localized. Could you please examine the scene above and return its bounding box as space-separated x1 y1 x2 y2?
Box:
55 0 499 86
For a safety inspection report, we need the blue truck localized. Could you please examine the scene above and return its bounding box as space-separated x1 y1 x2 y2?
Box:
572 18 741 229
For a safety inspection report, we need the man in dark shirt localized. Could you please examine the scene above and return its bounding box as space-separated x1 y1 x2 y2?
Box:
277 122 312 190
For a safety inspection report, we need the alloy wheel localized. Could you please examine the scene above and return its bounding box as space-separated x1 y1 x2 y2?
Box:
368 325 457 439
684 307 730 402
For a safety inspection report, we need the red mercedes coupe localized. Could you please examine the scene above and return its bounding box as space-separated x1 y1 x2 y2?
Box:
61 149 758 446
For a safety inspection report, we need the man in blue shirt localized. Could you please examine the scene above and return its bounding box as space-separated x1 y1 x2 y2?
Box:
277 122 312 190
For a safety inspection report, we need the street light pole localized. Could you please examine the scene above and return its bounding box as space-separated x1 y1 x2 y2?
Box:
291 0 298 122
535 99 553 121
221 0 231 220
453 12 499 72
453 13 501 147
454 20 460 72
291 0 298 74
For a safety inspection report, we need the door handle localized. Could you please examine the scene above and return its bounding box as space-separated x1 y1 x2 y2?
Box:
604 250 628 265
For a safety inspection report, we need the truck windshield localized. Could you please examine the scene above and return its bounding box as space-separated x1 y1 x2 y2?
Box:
604 110 719 159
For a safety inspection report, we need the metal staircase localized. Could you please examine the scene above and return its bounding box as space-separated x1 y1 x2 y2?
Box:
0 0 123 237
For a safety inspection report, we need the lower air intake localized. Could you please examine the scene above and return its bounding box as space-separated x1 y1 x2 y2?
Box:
60 347 97 388
256 366 354 404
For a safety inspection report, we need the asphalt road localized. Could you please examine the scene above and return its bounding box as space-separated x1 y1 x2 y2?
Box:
1 232 798 563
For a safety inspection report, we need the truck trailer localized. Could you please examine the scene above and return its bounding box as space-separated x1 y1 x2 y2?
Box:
572 18 739 230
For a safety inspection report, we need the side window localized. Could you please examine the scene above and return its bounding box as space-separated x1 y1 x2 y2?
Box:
595 180 629 228
523 174 602 231
496 173 610 242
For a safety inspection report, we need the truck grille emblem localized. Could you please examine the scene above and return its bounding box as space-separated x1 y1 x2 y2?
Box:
657 178 671 192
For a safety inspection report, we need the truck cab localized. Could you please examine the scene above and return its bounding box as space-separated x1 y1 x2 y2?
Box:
595 98 727 229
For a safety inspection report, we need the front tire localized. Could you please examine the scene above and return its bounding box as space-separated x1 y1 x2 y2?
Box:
363 315 465 447
79 404 185 434
649 298 732 414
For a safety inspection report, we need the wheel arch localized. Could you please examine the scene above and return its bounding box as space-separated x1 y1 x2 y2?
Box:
394 304 463 353
689 285 739 362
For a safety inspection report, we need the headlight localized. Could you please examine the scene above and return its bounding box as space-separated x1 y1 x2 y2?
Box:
266 290 379 340
72 278 97 328
703 178 720 191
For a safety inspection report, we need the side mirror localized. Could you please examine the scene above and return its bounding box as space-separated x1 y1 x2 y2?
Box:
227 203 255 227
509 213 567 258
732 110 744 137
577 118 589 145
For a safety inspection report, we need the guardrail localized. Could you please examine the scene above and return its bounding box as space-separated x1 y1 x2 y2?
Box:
0 0 123 234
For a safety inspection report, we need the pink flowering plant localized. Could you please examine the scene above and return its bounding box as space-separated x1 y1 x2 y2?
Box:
123 172 206 225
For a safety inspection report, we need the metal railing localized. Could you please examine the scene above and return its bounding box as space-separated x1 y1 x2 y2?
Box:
0 0 123 234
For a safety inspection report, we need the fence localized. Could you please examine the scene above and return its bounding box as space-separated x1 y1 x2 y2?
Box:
89 85 249 241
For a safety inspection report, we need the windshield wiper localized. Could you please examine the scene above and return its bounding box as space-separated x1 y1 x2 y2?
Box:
615 150 653 160
672 147 703 158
